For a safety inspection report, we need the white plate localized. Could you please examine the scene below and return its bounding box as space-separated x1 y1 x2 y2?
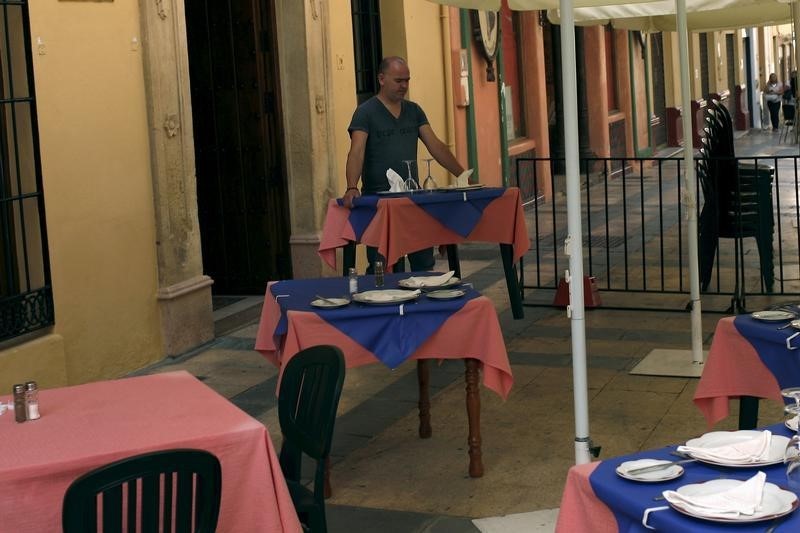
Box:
310 297 350 309
787 415 799 432
398 276 460 290
683 431 790 467
352 289 420 305
751 310 796 321
615 459 684 483
426 289 466 300
667 479 798 523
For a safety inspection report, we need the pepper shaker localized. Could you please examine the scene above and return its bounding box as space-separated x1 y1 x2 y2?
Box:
24 381 40 420
13 384 26 423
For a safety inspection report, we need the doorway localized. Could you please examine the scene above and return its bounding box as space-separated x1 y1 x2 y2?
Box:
184 0 291 294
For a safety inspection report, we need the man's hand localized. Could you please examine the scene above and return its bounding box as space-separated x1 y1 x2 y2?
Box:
343 188 360 208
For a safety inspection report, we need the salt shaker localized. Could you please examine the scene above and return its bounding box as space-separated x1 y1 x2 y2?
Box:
348 267 358 295
13 384 26 423
374 261 384 288
24 381 40 420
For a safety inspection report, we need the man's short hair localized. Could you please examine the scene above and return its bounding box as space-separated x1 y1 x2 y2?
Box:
378 56 407 75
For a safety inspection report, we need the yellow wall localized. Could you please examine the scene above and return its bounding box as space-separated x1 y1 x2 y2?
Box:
0 1 162 390
328 1 453 193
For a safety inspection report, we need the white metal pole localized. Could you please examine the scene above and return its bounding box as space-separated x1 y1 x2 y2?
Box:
676 0 704 365
559 0 591 465
747 28 761 130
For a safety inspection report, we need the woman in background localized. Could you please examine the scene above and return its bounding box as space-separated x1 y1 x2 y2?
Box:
765 73 784 131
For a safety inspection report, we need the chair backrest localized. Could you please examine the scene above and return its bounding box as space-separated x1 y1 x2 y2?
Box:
63 449 222 533
279 345 345 462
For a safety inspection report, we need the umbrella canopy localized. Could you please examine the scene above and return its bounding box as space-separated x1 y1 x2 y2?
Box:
428 0 662 10
549 0 794 30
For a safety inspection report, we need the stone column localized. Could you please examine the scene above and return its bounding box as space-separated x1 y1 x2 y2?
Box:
275 0 338 279
138 0 213 355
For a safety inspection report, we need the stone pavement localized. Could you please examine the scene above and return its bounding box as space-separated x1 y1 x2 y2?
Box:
136 128 796 532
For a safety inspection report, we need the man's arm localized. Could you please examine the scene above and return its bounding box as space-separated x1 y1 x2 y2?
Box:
344 130 368 208
419 124 464 177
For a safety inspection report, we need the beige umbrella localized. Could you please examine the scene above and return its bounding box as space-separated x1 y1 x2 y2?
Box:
428 0 661 7
549 0 793 30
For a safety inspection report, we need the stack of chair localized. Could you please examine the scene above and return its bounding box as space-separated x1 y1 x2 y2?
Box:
698 100 774 312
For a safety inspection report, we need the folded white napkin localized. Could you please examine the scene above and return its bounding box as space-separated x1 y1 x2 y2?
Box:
455 169 474 187
677 431 772 464
362 289 420 302
662 471 766 519
386 168 407 192
403 271 456 288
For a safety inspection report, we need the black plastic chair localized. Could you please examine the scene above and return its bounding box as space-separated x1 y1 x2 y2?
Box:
63 448 222 533
697 101 775 312
279 345 346 533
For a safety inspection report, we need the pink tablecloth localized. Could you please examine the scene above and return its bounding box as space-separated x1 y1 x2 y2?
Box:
318 187 530 270
254 290 513 400
0 371 301 533
693 316 782 426
555 462 617 533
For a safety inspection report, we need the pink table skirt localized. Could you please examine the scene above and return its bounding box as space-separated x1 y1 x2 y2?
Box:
693 316 782 426
0 371 301 533
255 289 513 400
318 187 530 270
555 462 617 532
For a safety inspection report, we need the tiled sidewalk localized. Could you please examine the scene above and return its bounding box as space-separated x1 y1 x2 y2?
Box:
136 129 793 532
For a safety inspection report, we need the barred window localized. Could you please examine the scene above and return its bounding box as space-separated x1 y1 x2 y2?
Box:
0 0 53 342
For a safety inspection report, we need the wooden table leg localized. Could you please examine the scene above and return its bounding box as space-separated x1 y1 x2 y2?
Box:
465 358 484 477
417 360 432 438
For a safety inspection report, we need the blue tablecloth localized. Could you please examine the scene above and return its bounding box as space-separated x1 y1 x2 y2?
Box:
269 273 479 368
733 314 800 395
340 188 505 241
589 423 799 531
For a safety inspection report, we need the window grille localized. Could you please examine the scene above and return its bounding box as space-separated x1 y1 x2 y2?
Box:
0 0 53 343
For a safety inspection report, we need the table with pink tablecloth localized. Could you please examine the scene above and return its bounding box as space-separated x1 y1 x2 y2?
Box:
556 462 617 532
254 277 513 477
0 371 301 533
694 316 788 428
556 422 800 532
318 187 529 318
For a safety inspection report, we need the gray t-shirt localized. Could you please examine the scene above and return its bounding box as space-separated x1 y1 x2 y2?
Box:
348 96 429 193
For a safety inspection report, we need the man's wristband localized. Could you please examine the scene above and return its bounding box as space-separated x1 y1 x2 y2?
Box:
346 187 359 193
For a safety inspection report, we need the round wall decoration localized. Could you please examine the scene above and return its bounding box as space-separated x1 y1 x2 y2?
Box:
472 10 499 81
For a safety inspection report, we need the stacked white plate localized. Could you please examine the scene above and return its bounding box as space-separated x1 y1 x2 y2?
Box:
666 478 798 523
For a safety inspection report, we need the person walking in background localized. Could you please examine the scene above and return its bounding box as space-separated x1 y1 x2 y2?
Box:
343 56 464 273
765 72 784 131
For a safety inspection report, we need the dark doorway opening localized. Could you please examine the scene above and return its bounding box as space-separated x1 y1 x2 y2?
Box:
184 0 291 294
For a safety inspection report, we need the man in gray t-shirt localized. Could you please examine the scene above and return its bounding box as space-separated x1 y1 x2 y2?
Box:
348 97 429 194
344 56 464 272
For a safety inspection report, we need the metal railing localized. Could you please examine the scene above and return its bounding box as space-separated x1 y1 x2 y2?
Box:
515 155 800 309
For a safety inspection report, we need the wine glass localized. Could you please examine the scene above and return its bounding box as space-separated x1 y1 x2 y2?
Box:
422 158 438 191
782 387 800 493
402 159 419 192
